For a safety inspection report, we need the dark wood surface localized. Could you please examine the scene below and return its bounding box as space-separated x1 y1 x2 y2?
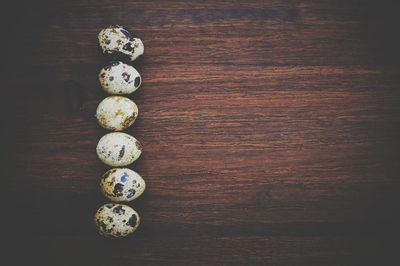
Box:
3 1 400 265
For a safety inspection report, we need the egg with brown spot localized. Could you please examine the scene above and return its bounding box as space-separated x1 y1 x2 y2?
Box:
94 203 140 238
98 25 144 62
96 96 138 131
99 61 142 95
96 132 142 167
100 168 146 202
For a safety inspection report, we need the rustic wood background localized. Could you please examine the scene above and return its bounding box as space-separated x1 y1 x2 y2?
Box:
3 0 400 265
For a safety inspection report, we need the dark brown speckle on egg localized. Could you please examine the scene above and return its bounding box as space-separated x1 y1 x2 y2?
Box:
128 214 137 227
134 76 141 88
113 183 124 197
135 140 142 151
118 145 125 160
123 42 134 52
113 205 125 215
122 72 131 83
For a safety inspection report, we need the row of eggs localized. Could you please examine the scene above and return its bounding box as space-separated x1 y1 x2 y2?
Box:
94 25 146 238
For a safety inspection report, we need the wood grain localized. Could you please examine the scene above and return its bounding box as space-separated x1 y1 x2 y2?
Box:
3 0 400 265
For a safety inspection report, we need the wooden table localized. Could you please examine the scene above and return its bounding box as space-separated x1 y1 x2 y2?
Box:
4 1 400 265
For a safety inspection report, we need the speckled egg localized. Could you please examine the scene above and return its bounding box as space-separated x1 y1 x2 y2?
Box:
96 96 138 131
96 132 142 167
99 61 142 95
94 203 140 238
100 168 146 202
98 25 144 62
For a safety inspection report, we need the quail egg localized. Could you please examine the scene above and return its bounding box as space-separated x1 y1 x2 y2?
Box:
98 25 144 62
101 168 146 202
96 96 138 131
96 132 142 167
99 61 142 95
94 203 140 238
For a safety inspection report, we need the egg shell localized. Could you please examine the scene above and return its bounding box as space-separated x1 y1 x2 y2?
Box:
101 168 146 202
99 61 142 95
96 96 138 131
94 203 140 238
96 132 142 167
98 25 144 62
